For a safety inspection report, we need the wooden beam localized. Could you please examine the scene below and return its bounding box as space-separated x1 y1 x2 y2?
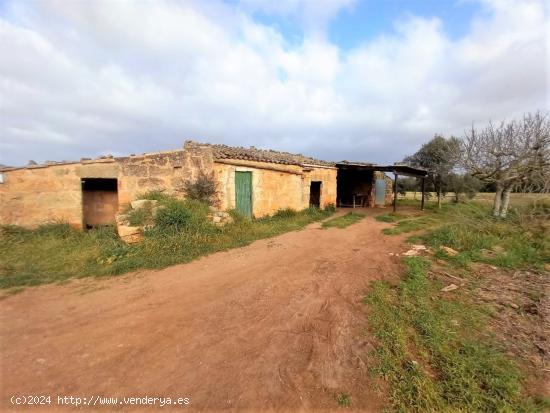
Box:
421 177 426 210
393 173 398 212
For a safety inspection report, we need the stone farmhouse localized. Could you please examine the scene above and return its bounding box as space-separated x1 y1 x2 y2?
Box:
0 141 427 229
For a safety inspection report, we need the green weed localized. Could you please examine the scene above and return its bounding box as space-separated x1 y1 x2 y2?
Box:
322 212 365 229
335 393 351 408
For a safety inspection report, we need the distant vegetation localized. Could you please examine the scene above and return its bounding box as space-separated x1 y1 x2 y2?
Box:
0 194 334 290
403 111 550 217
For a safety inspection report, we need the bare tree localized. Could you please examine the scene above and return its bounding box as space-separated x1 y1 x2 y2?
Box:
463 112 550 217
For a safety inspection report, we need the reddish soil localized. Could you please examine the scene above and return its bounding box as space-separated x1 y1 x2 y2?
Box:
0 211 408 412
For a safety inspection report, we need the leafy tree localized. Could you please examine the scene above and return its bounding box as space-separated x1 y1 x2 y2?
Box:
404 135 461 208
397 177 420 196
446 173 482 202
463 112 550 217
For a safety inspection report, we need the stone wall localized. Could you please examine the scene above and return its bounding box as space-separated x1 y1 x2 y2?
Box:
118 143 214 206
214 160 303 217
0 162 118 228
0 143 214 228
213 160 337 217
0 160 132 228
301 167 338 209
0 141 341 227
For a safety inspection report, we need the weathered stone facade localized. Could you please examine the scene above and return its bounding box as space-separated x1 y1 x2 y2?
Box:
0 143 214 229
214 160 337 217
0 140 393 229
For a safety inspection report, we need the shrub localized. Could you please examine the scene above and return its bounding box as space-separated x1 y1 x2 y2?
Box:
184 171 218 205
324 203 336 213
153 198 213 233
154 200 192 230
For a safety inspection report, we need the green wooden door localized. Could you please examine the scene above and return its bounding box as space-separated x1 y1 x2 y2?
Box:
235 171 253 218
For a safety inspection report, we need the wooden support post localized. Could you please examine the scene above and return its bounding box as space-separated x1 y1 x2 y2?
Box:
393 173 398 212
421 177 425 211
352 194 356 208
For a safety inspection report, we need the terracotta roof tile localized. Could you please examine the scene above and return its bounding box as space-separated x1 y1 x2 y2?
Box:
204 143 335 167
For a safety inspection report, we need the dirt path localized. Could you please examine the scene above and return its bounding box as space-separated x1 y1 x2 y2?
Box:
1 212 408 412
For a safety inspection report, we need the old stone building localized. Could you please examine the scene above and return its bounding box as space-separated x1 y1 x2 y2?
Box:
0 141 337 228
0 140 417 230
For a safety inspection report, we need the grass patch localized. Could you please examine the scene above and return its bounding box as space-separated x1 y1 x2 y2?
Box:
375 213 407 223
322 212 365 229
382 216 439 235
335 393 351 408
381 201 549 270
0 198 334 289
365 257 547 412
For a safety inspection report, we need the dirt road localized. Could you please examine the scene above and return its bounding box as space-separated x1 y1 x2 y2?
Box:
1 213 407 412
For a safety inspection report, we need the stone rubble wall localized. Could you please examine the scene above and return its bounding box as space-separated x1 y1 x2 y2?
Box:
118 142 214 206
0 143 215 229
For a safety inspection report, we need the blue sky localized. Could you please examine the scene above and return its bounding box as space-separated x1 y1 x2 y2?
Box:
0 0 548 166
249 0 484 48
329 0 484 47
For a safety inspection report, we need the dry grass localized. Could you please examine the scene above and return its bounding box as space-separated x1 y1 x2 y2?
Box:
401 191 550 206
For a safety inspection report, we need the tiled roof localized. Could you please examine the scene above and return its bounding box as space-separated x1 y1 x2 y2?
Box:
0 141 338 171
206 143 335 167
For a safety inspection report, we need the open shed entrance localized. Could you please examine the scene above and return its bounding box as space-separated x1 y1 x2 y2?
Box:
309 181 322 208
337 168 374 208
81 178 118 229
336 163 429 211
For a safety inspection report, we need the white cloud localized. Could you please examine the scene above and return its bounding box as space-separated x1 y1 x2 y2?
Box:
0 0 548 166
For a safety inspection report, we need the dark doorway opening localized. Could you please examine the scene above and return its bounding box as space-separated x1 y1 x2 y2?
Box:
337 169 374 207
81 178 118 229
309 181 322 208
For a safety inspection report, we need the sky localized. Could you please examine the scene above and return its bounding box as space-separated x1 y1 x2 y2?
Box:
0 0 548 167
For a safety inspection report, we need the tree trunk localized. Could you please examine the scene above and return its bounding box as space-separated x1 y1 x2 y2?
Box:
493 186 503 217
437 178 442 209
500 188 512 218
